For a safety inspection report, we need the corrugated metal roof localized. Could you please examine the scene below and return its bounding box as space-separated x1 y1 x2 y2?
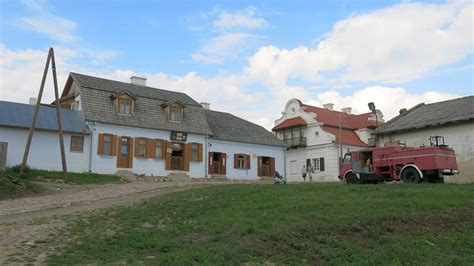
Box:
0 101 90 134
205 109 286 147
376 96 474 134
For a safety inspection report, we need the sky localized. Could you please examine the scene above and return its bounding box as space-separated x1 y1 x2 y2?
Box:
0 0 473 130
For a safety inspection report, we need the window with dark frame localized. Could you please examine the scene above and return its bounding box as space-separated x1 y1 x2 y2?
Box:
155 140 163 159
70 136 84 152
237 154 246 169
103 135 112 155
138 138 147 157
191 143 199 161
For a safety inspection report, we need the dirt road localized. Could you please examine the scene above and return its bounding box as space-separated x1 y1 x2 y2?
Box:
0 180 234 263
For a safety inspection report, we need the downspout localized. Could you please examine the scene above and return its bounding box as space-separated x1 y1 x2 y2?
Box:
204 135 208 177
87 122 95 172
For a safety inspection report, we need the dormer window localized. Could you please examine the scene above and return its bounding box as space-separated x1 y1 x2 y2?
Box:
112 91 136 115
161 100 185 123
118 97 132 114
170 106 182 122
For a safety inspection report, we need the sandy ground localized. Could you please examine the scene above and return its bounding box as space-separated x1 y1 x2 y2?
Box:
0 180 242 264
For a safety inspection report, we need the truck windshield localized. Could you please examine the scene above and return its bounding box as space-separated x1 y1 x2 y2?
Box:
343 153 351 163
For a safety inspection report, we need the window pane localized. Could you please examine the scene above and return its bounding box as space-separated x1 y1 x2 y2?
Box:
156 147 162 159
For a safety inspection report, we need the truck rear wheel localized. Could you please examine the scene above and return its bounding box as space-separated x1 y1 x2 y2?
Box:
346 173 360 184
401 168 421 183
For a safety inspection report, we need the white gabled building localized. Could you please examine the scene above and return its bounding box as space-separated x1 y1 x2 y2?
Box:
273 99 383 182
1 72 285 180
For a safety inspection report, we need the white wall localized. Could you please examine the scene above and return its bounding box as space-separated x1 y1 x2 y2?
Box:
0 127 90 172
285 143 363 182
89 123 207 178
381 122 474 183
208 139 285 180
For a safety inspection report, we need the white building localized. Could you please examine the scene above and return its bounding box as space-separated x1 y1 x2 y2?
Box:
273 99 383 182
376 96 474 183
0 72 285 180
0 100 90 172
205 109 285 180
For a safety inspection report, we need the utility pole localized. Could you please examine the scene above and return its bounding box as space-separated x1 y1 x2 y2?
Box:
339 112 343 163
21 47 67 177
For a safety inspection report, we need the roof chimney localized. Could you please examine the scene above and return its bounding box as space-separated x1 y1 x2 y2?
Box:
130 76 147 86
201 102 210 110
341 107 352 114
399 108 407 115
29 97 37 105
323 103 334 110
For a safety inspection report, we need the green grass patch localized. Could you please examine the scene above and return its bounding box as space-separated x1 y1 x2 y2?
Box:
0 176 44 200
1 166 121 185
42 183 474 264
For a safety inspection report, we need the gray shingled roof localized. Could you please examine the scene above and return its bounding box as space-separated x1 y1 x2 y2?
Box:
205 110 286 147
0 101 90 134
69 73 213 135
376 96 474 134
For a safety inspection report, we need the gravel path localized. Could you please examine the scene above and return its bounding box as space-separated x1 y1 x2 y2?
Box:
0 180 237 263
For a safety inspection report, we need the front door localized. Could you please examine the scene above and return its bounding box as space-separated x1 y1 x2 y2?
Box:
117 137 132 168
208 152 226 175
171 142 184 170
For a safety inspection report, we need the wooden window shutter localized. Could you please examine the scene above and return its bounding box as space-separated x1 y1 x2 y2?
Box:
208 152 213 174
320 157 325 171
270 157 275 177
258 156 262 177
146 139 156 158
197 144 203 162
161 140 166 159
165 141 172 170
234 154 238 169
183 143 192 171
246 155 251 169
134 137 140 157
111 135 118 156
221 153 226 175
97 133 104 155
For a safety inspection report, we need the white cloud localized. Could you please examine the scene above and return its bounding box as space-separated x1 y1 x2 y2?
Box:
192 6 267 64
213 6 267 30
314 87 460 121
0 44 116 103
19 0 79 42
192 33 261 64
244 1 473 86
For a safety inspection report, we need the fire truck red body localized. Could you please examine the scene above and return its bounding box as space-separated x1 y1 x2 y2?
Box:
339 136 459 183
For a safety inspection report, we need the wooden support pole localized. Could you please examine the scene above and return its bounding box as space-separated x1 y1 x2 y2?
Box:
20 49 52 174
51 48 68 176
20 47 68 177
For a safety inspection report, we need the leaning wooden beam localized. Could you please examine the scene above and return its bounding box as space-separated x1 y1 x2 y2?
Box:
20 47 68 177
51 48 68 176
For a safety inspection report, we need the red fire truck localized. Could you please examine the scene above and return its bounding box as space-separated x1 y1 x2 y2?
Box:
339 136 459 184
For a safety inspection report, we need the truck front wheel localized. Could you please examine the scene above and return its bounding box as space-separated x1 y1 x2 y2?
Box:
346 173 360 184
401 168 421 183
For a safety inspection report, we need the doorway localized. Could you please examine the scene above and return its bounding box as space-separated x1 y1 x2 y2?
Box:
258 156 275 177
171 142 184 170
117 137 132 168
208 152 226 175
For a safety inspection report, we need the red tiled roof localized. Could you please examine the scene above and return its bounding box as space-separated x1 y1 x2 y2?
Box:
272 116 307 131
301 103 382 129
321 125 367 147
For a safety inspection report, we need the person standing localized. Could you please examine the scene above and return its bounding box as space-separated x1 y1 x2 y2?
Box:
301 165 307 182
307 163 314 182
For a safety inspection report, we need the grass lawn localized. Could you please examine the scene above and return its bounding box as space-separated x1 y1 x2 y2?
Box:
37 183 474 264
0 167 122 199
